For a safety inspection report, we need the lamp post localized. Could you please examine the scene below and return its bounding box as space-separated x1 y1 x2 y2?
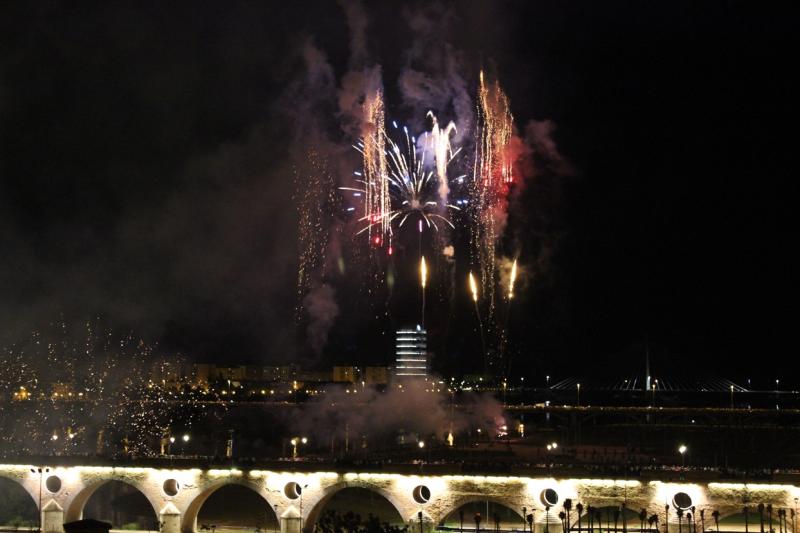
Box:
300 484 308 532
30 467 50 533
181 434 190 456
290 437 308 459
678 445 687 469
730 385 735 408
577 383 581 407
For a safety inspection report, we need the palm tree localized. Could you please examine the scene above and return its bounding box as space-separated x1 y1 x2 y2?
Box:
758 504 765 533
649 515 659 533
546 505 551 533
665 505 670 533
588 506 594 533
565 500 574 533
577 504 584 533
712 511 720 533
744 507 749 533
613 508 620 533
768 505 774 533
640 509 647 533
700 509 705 533
691 508 696 533
677 509 684 533
621 503 627 533
560 512 567 533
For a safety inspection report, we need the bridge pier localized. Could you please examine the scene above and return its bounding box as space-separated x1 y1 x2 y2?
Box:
42 499 64 533
407 511 435 533
280 505 302 533
160 503 181 533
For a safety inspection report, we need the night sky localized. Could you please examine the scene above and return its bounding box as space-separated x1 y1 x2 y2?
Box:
1 2 795 382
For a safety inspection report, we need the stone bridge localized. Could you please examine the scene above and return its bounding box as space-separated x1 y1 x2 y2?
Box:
2 462 798 533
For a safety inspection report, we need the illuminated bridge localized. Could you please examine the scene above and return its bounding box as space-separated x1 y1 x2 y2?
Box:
2 459 799 533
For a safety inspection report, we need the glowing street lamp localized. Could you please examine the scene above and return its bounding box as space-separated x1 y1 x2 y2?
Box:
290 437 308 459
577 383 581 406
678 444 687 468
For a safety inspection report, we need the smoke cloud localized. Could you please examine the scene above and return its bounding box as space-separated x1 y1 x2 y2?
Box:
303 284 340 356
290 377 505 444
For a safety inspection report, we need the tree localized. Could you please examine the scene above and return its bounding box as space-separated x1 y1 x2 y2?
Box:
649 515 659 533
744 506 750 533
767 505 773 533
564 499 573 533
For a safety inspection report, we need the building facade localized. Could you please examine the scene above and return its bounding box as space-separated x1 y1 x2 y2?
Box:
394 325 428 378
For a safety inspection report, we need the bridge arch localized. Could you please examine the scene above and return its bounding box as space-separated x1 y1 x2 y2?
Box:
436 497 524 530
0 475 39 528
304 481 407 532
65 478 160 525
182 478 278 533
0 473 39 508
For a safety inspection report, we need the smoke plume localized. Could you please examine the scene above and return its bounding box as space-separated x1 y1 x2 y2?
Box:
303 283 340 356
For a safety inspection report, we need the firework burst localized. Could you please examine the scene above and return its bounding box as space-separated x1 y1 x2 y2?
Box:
344 105 464 247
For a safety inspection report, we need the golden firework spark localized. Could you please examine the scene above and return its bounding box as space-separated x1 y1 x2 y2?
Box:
508 259 518 299
469 70 515 316
469 271 479 303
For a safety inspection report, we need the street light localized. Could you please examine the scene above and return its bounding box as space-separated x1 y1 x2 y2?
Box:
290 437 308 459
577 383 581 407
678 445 687 468
30 467 50 533
730 385 734 408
